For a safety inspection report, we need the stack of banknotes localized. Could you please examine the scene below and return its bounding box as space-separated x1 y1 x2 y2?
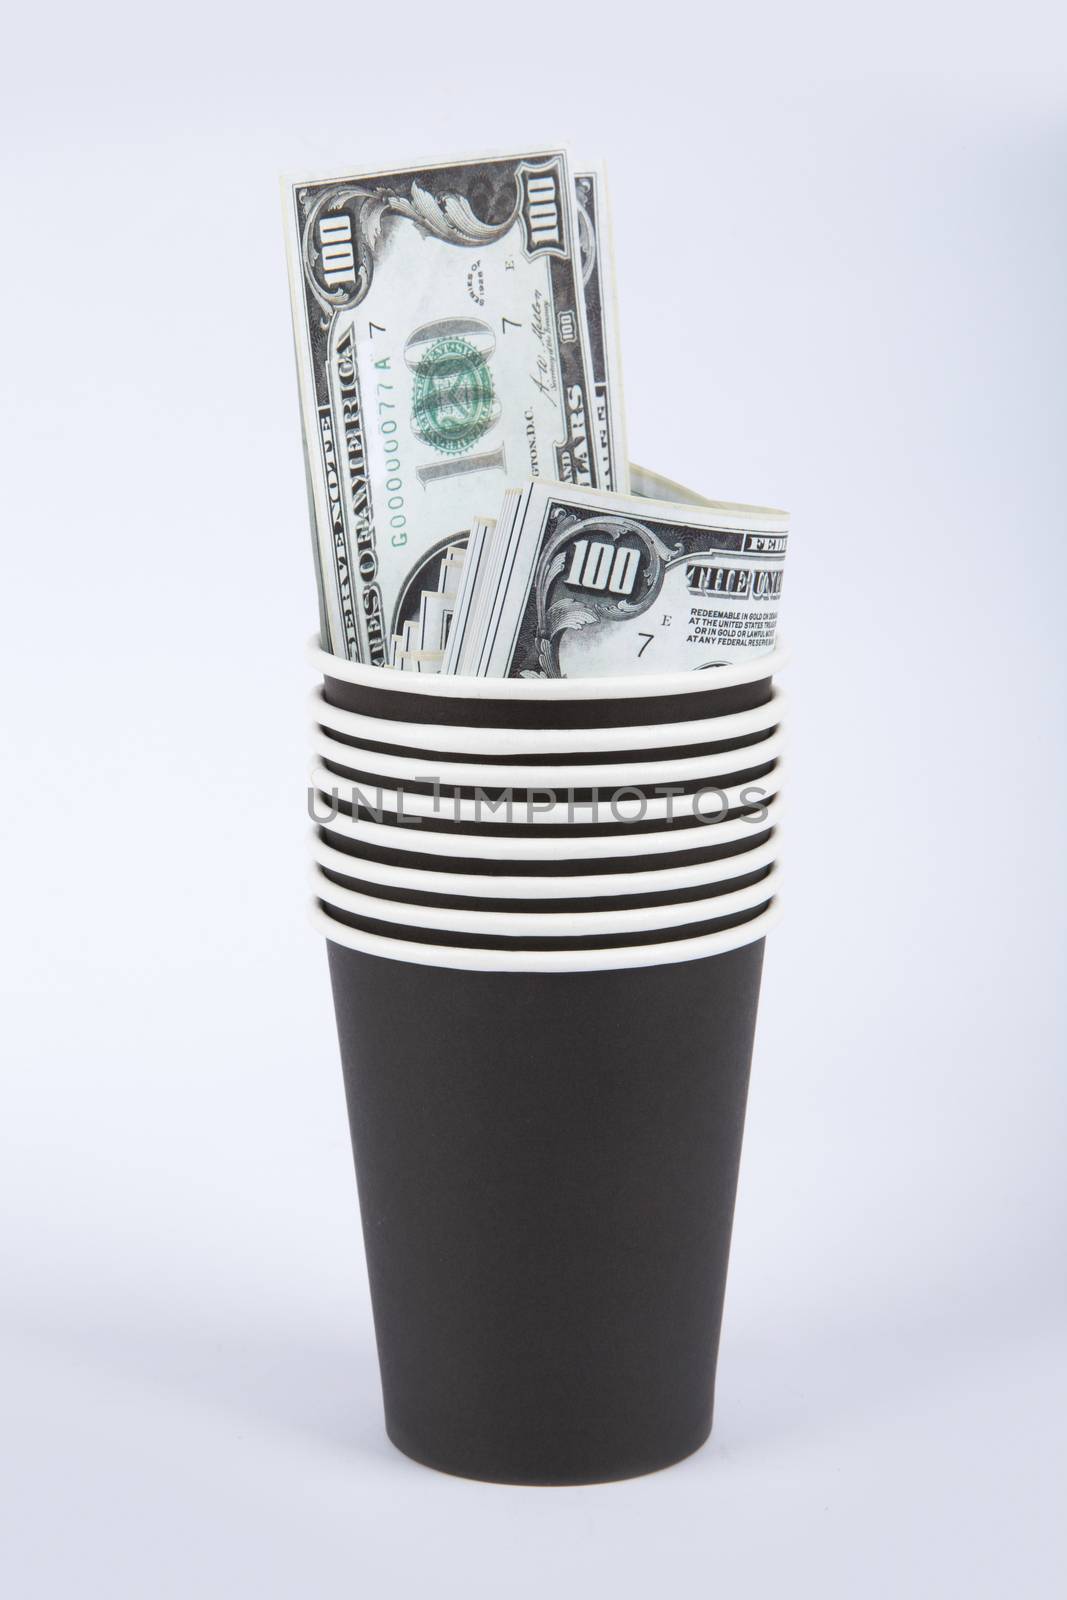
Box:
283 148 787 677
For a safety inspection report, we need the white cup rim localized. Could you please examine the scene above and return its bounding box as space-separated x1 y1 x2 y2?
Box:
308 635 788 700
312 726 785 790
315 791 782 861
310 830 780 899
312 861 780 937
310 685 785 757
309 760 783 827
312 898 781 971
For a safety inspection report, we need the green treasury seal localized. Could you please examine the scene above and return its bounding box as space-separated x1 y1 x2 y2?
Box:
412 336 496 456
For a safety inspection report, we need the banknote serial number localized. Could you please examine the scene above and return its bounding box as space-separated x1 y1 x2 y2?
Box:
375 379 407 547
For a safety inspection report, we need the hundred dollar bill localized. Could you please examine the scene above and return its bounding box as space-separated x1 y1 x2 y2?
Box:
389 536 466 671
574 169 627 492
440 518 491 675
629 461 714 505
283 149 627 664
446 479 788 678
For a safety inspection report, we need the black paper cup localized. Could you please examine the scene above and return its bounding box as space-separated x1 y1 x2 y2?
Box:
313 727 785 804
316 792 782 877
311 831 780 914
318 897 773 951
311 685 786 765
309 760 783 839
310 637 787 730
314 900 778 1483
312 862 780 951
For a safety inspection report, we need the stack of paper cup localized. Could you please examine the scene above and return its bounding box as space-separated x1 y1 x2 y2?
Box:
308 638 786 1484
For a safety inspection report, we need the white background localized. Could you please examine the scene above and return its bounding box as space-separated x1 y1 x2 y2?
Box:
2 4 1065 1594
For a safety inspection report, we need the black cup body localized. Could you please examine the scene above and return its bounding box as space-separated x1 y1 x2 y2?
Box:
323 672 773 729
325 934 767 1484
314 782 778 840
318 893 772 951
317 818 775 876
318 749 778 806
315 716 781 766
317 859 774 914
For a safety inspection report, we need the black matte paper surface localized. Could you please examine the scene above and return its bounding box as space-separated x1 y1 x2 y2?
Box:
326 936 766 1483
